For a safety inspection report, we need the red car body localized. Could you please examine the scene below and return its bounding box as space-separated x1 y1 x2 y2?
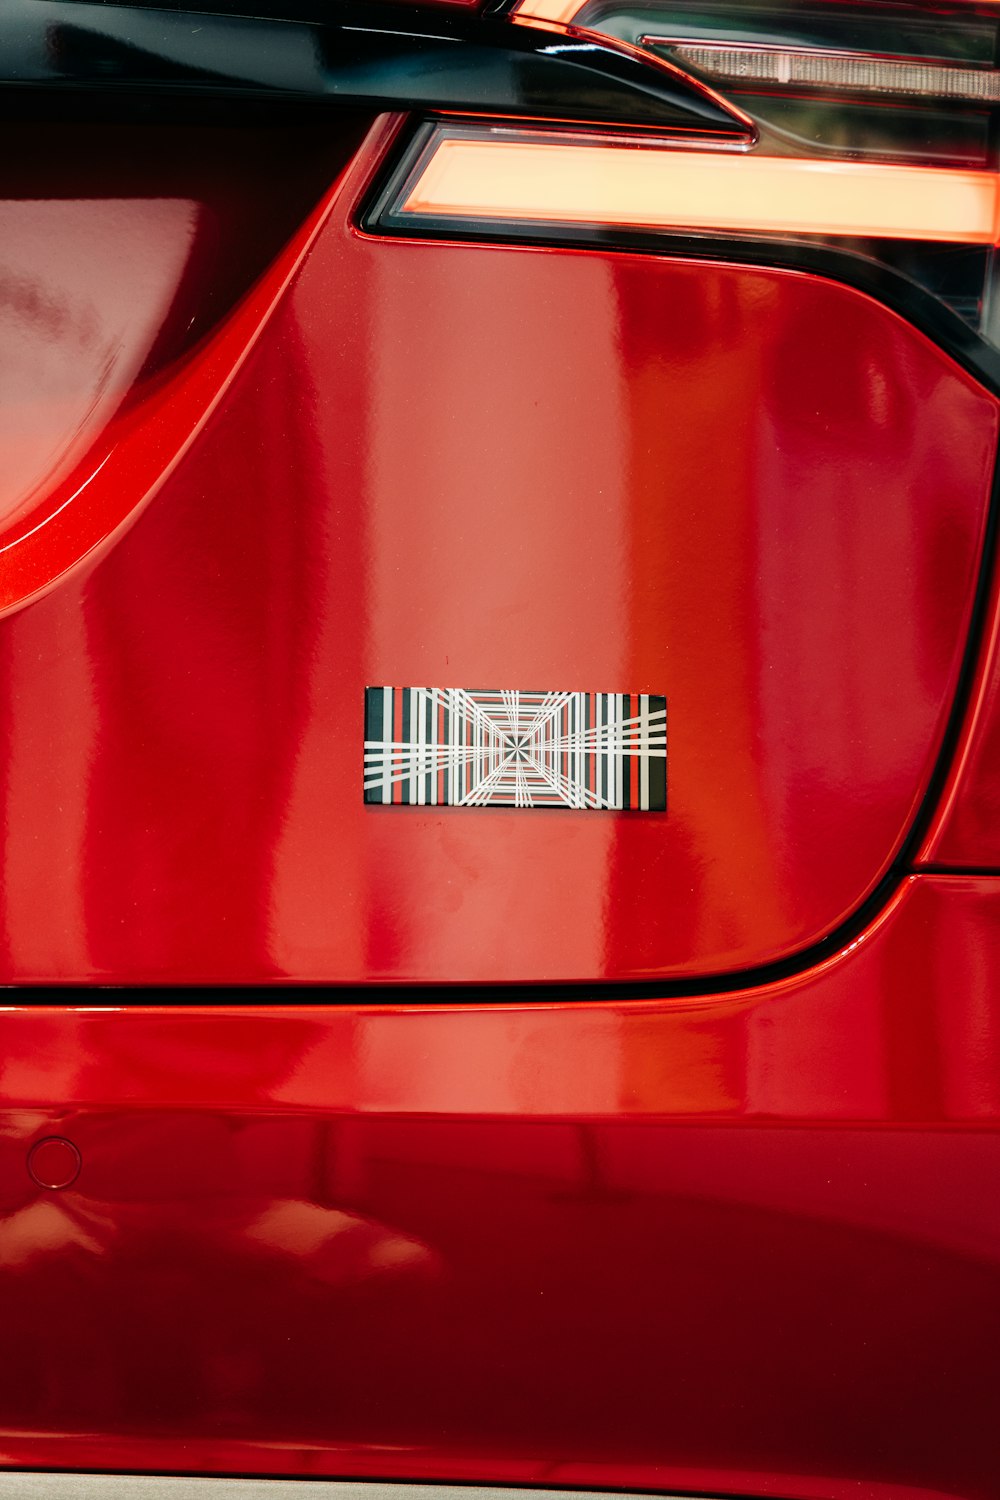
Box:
2 2 1000 1496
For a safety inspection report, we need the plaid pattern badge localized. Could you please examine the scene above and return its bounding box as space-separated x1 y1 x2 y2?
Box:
364 688 666 810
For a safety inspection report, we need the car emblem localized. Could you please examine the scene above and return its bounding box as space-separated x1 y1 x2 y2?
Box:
364 687 666 810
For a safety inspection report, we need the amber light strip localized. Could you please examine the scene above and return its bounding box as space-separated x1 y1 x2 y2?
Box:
401 136 1000 244
514 0 587 21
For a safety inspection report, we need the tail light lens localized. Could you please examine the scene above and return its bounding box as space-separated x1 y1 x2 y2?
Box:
385 124 999 242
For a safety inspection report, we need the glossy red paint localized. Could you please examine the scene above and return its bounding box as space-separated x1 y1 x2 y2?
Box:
0 874 998 1499
0 118 995 983
0 121 367 615
919 527 1000 866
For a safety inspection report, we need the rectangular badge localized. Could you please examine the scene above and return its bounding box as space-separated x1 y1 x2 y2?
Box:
364 687 666 810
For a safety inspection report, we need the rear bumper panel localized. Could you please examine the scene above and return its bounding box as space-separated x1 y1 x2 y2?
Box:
0 873 997 1500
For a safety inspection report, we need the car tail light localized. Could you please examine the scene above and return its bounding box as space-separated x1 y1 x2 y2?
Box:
369 0 1000 370
387 125 1000 243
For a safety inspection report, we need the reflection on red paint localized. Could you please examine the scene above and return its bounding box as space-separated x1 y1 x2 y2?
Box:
0 121 369 616
0 198 198 532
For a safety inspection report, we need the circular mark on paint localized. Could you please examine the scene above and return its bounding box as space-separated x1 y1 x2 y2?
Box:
28 1136 81 1191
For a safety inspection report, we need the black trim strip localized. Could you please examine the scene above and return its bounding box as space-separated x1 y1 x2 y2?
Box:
0 1482 722 1500
0 0 750 136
